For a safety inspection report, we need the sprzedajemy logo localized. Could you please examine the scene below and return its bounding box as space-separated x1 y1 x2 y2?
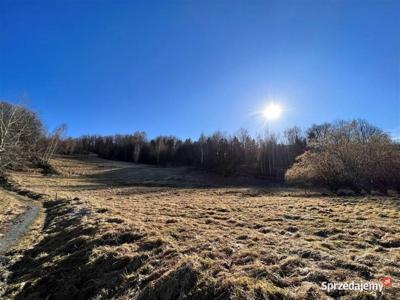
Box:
321 276 398 293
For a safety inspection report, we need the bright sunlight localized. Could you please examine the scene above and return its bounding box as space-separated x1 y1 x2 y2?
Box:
263 102 282 120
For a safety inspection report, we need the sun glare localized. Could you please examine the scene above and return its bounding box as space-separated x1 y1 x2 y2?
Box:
263 102 282 120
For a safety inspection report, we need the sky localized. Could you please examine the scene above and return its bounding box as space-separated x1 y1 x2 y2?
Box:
1 0 399 139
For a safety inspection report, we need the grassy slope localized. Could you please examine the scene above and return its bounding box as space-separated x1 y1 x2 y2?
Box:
3 155 400 299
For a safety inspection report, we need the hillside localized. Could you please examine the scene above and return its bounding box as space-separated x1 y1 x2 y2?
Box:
1 155 399 299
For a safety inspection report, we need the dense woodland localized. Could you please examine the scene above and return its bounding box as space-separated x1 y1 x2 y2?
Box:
1 101 399 193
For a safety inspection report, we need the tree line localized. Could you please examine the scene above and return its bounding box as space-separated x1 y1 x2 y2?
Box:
1 100 399 193
57 128 307 180
56 120 400 193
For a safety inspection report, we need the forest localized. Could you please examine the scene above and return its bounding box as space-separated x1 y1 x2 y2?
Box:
1 101 399 193
57 128 306 179
58 117 400 193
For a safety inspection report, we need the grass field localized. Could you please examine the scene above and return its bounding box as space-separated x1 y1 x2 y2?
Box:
3 155 400 299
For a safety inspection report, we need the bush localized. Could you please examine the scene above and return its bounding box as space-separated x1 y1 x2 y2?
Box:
286 120 400 193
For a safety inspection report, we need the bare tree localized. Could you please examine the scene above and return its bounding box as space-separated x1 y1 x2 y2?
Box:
198 133 207 166
0 101 43 172
132 131 147 163
41 124 67 165
155 136 167 165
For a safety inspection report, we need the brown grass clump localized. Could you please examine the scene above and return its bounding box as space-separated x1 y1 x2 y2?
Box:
295 282 330 300
2 155 400 299
219 276 289 299
0 191 28 239
137 261 199 300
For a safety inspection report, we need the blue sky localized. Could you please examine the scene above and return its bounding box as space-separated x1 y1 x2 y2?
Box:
1 0 399 139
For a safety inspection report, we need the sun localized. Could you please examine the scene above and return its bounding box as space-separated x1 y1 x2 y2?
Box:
263 102 282 120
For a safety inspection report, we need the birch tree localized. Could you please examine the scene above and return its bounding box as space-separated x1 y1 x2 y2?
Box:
0 101 43 172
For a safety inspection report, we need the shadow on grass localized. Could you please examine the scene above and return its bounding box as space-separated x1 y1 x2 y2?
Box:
4 198 223 300
5 199 149 300
77 164 283 191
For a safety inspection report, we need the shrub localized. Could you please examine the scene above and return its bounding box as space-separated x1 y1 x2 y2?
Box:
286 120 400 193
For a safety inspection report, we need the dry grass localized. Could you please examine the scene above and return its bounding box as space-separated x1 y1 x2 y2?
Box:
0 191 28 240
3 155 400 299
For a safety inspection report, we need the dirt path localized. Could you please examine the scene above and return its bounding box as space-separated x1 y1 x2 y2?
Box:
0 188 41 297
0 189 40 255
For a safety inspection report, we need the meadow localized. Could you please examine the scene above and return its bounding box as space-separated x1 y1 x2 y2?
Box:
2 155 399 299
